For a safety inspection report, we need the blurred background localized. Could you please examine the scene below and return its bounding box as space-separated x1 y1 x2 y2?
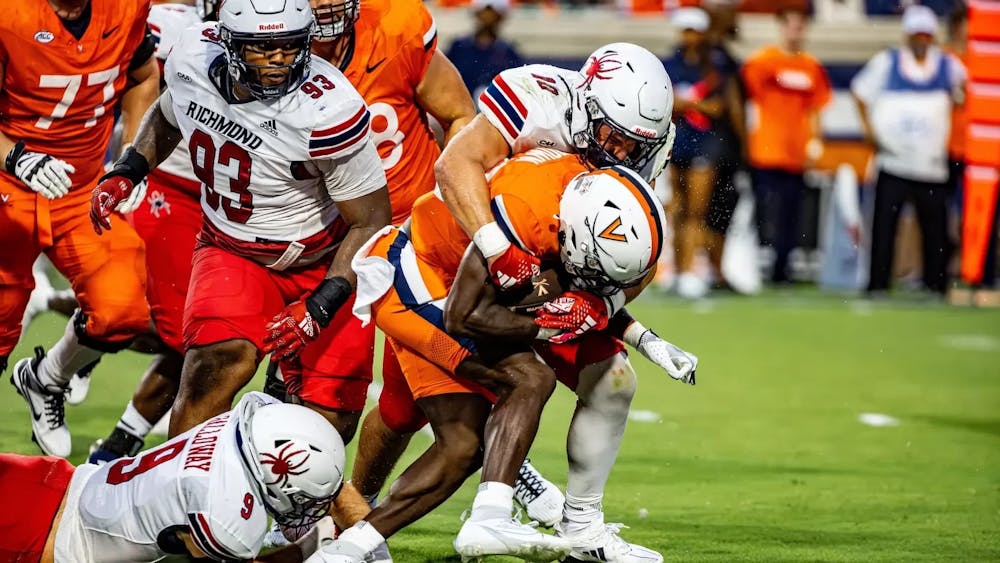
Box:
428 0 1000 305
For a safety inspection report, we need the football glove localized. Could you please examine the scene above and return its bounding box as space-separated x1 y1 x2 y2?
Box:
474 222 540 290
90 147 150 234
5 141 75 199
534 290 609 344
627 325 697 385
264 277 352 361
264 300 320 361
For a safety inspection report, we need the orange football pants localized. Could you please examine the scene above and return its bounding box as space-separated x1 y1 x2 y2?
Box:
0 174 149 356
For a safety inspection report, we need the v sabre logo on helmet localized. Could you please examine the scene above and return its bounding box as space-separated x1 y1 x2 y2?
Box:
598 216 628 242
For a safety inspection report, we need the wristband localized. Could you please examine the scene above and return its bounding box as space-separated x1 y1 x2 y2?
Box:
305 276 352 328
4 141 26 175
473 221 511 259
622 320 649 349
101 146 150 186
603 290 626 319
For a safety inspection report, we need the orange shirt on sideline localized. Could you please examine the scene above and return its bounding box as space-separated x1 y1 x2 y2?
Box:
742 45 831 173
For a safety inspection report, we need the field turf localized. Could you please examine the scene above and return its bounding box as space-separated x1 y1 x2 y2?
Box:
2 288 998 562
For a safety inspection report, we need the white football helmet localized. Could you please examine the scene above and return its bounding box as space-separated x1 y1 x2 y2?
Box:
571 42 676 180
237 395 345 528
219 0 314 100
195 0 221 20
311 0 360 41
559 166 666 292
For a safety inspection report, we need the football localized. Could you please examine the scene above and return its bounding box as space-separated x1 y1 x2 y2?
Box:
496 267 566 314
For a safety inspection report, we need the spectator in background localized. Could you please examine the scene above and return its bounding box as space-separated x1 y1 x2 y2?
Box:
742 6 832 284
665 7 740 298
446 0 524 99
702 0 747 291
852 4 966 296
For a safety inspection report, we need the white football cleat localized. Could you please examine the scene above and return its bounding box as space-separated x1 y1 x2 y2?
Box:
367 541 392 563
514 460 565 528
66 358 98 406
454 516 571 562
10 347 71 457
558 520 662 563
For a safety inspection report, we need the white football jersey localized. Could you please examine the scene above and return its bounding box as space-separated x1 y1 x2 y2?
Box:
477 64 581 158
163 23 386 247
54 394 275 562
149 3 202 185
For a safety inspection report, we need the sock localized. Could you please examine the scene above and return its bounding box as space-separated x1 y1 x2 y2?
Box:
338 521 386 556
36 317 102 389
116 401 154 438
563 354 635 532
563 494 604 533
470 481 514 521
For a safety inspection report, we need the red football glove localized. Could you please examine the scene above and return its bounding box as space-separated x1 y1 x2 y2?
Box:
489 244 541 290
90 175 134 234
264 300 322 361
534 290 609 344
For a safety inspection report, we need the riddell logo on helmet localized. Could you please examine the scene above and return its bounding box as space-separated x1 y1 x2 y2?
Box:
632 127 657 138
258 22 286 31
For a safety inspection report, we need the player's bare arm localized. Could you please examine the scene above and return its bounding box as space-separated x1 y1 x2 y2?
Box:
90 94 184 233
444 245 540 341
264 186 391 362
435 115 510 243
415 51 476 145
120 54 161 147
326 187 393 288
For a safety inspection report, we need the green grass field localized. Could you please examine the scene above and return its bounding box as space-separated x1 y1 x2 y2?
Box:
3 288 999 562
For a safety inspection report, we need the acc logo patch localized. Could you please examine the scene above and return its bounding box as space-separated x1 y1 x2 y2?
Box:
34 30 55 44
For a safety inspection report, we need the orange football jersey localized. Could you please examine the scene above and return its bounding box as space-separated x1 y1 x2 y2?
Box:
410 150 587 288
0 0 151 189
742 45 831 172
338 0 440 225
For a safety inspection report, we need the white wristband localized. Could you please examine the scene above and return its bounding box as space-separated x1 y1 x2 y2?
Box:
473 221 511 259
603 290 626 319
622 320 648 349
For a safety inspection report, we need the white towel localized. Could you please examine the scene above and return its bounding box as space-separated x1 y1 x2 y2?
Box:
351 226 398 326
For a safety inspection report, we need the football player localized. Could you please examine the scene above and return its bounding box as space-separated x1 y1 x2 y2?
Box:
89 0 391 451
283 0 565 541
3 0 160 457
429 43 699 558
0 393 350 562
313 152 675 562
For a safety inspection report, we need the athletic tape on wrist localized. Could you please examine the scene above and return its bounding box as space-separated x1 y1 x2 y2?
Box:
473 222 511 259
306 276 352 328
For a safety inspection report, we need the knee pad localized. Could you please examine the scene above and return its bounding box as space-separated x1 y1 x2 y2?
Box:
73 310 136 353
576 353 637 409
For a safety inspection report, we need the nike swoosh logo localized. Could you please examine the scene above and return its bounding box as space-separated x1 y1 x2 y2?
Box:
102 25 120 39
365 58 386 73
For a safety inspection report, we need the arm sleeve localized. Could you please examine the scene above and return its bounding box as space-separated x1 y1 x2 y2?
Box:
317 140 387 202
128 27 156 72
186 512 256 562
490 192 554 257
850 50 889 105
